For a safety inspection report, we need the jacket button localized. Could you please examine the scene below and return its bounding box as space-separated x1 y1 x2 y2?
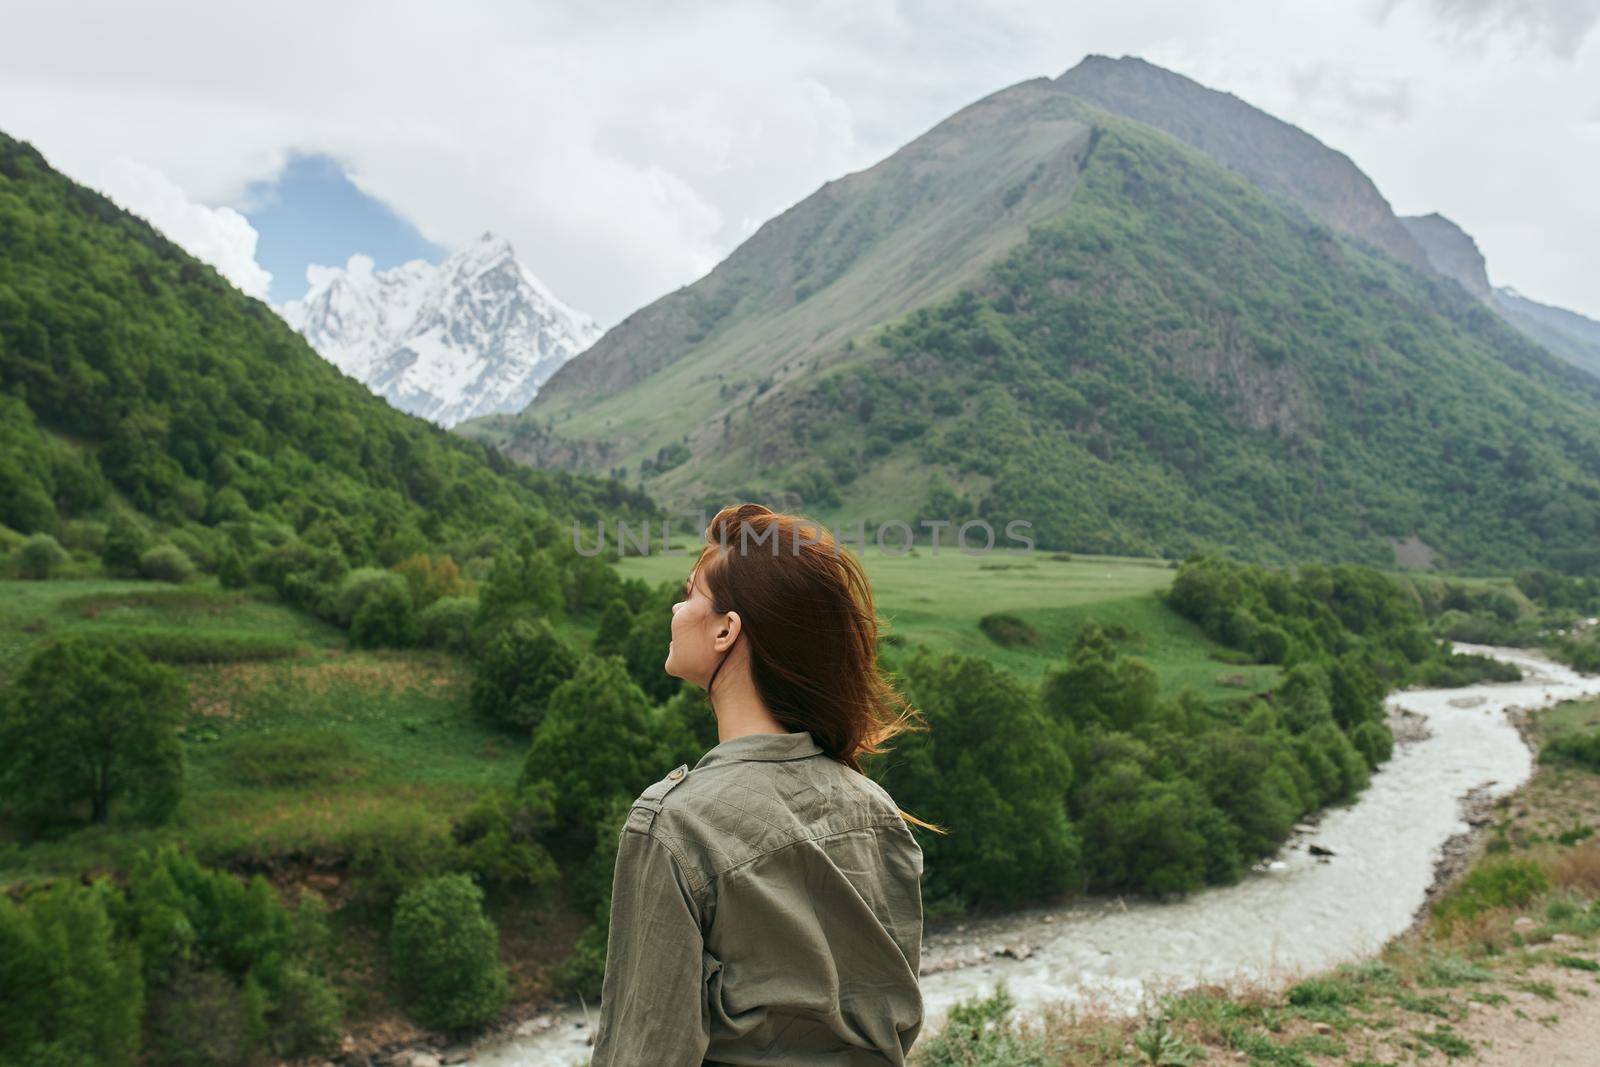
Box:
668 768 686 780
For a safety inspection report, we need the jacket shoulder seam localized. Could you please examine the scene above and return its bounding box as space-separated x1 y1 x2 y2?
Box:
709 816 907 883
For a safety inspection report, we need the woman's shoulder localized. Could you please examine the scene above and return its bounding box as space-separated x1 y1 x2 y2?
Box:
628 754 905 879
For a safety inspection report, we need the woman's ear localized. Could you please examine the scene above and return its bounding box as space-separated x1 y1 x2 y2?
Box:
715 611 743 650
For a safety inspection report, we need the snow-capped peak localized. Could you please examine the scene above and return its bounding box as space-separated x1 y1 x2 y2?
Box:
280 234 602 428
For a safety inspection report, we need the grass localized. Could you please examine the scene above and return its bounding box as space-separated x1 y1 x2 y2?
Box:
0 578 340 682
0 579 518 886
618 547 1280 699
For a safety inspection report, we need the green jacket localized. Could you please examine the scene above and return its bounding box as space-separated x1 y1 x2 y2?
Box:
590 729 925 1065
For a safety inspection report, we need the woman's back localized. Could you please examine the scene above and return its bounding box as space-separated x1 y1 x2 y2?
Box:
590 729 925 1065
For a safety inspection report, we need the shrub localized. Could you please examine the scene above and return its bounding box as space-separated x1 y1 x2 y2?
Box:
417 596 478 652
1542 729 1600 772
1350 720 1395 769
390 875 508 1030
978 612 1041 648
350 580 418 649
17 532 67 578
140 543 197 583
127 846 340 1060
0 637 185 827
451 783 561 895
911 985 1050 1067
1435 859 1550 926
333 567 406 626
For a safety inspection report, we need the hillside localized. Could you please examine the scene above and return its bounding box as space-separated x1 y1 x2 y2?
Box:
0 132 646 558
468 68 1600 572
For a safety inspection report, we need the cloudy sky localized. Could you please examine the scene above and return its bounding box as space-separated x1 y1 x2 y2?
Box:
3 0 1596 322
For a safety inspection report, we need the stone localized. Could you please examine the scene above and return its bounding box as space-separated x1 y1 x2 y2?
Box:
408 1054 441 1067
1513 916 1537 931
439 1048 470 1065
1308 844 1335 858
1312 1022 1333 1035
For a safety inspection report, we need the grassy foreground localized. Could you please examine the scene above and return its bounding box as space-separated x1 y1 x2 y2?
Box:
910 696 1600 1066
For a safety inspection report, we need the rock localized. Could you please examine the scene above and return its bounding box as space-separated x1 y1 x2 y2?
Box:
1551 933 1580 945
1513 916 1537 931
407 1054 441 1067
439 1048 470 1065
515 1017 556 1037
1308 844 1335 858
992 942 1033 960
1312 1022 1333 1035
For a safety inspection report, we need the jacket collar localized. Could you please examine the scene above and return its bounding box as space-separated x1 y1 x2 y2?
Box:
693 730 824 771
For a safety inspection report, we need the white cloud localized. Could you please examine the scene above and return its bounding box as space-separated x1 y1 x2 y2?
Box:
0 0 1596 321
95 157 273 300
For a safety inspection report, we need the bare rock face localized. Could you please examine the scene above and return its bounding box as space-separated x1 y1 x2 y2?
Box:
1400 213 1495 304
1055 55 1431 271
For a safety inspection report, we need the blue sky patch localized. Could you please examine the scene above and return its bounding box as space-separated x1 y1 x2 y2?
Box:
244 152 445 304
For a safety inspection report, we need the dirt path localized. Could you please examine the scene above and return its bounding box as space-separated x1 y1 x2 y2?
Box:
1447 957 1600 1066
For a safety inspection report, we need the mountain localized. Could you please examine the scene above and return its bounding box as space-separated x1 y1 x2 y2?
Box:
1056 58 1600 388
1398 213 1494 304
1494 287 1600 381
462 62 1600 572
1053 55 1431 271
0 131 644 551
281 234 601 428
1398 212 1600 378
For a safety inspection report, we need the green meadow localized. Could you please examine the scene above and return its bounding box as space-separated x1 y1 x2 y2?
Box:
617 546 1281 699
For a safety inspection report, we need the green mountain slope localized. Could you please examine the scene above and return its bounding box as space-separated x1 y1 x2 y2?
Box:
470 71 1600 572
461 78 1096 466
0 132 647 555
1494 288 1600 381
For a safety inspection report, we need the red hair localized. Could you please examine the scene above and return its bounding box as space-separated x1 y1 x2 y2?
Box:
693 504 943 833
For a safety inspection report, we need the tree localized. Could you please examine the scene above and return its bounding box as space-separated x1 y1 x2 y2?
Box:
471 619 580 733
873 651 1080 910
0 637 184 827
0 881 144 1067
102 513 150 577
520 656 662 856
390 875 508 1030
592 598 633 658
350 580 418 649
1040 624 1161 733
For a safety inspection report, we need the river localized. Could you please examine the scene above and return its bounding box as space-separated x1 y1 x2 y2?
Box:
478 644 1600 1066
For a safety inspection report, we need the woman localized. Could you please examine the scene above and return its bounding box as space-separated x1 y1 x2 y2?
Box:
590 503 940 1066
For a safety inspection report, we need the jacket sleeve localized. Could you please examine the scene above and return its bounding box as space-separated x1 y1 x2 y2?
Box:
590 819 709 1066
